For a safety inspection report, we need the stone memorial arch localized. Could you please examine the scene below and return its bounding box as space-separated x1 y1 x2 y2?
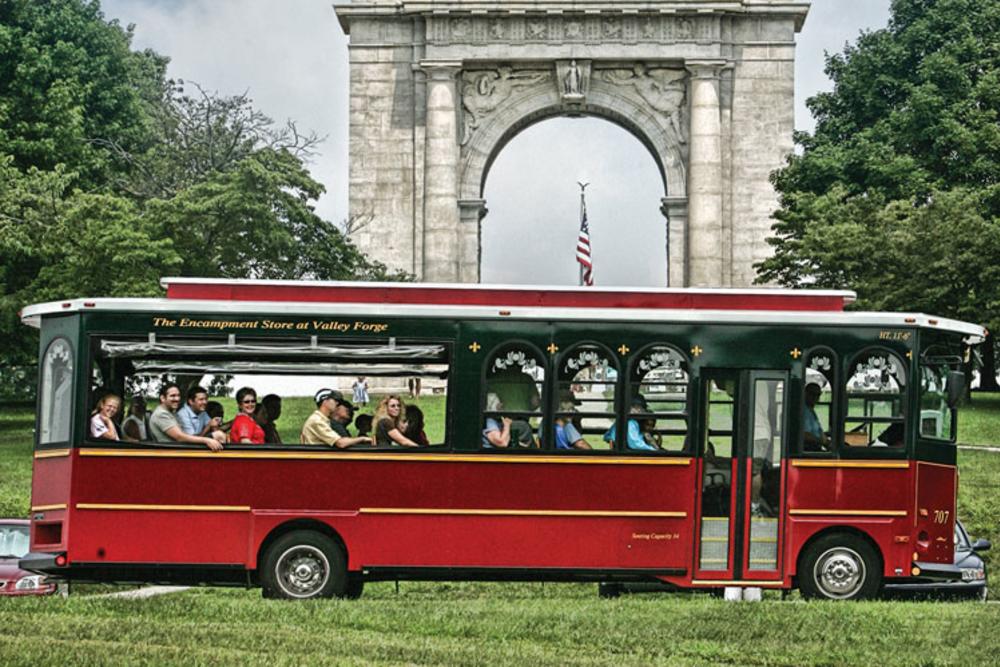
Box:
335 1 809 287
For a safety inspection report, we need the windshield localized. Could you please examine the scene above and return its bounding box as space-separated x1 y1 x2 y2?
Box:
0 524 30 558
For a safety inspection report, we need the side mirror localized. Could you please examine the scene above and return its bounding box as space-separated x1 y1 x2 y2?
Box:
947 371 965 408
972 538 992 553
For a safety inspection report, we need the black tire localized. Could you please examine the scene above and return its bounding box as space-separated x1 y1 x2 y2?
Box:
598 582 623 599
260 530 346 600
798 532 882 601
341 573 365 600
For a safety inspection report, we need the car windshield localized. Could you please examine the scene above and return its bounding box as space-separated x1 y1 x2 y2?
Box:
955 522 971 551
0 524 30 558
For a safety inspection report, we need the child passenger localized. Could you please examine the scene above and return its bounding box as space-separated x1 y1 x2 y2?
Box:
90 393 122 441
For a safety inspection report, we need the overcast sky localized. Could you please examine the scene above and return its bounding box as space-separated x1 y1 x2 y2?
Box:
103 0 892 287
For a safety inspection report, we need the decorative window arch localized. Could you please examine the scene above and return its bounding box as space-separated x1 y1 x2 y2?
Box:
481 341 546 449
553 342 620 451
628 344 690 453
39 338 74 445
843 348 907 450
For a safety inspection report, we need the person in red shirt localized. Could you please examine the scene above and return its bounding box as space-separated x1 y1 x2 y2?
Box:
231 386 266 445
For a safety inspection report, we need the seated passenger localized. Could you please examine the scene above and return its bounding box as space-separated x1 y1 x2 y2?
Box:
149 383 224 451
404 405 430 447
603 397 658 451
330 395 355 438
177 385 224 440
874 422 904 447
802 382 830 451
482 393 513 448
354 414 373 438
374 394 420 447
121 395 149 442
301 388 372 448
554 390 590 451
640 418 663 450
205 401 231 441
90 393 122 441
261 394 283 445
231 387 266 445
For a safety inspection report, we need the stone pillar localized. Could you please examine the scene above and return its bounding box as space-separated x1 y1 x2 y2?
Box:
420 60 463 282
685 60 729 288
458 199 486 283
660 196 689 287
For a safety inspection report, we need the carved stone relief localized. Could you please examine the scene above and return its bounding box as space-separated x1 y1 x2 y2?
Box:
461 67 549 145
601 64 687 143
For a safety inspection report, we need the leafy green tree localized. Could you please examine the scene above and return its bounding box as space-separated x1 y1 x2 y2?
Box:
0 0 166 189
759 0 1000 389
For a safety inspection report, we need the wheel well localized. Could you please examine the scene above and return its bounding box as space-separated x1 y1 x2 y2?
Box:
253 519 348 584
794 526 884 580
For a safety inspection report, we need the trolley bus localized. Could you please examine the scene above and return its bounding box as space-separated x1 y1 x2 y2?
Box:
19 278 983 600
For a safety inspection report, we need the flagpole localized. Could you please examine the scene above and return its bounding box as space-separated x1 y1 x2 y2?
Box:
578 182 589 287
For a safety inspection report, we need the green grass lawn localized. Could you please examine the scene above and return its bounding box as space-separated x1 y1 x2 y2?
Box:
2 397 1000 665
958 392 1000 447
2 585 1000 665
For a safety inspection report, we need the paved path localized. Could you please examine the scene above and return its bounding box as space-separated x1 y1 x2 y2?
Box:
92 585 191 599
958 445 1000 453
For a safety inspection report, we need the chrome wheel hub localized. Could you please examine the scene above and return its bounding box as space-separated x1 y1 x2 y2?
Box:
814 546 865 599
276 545 330 598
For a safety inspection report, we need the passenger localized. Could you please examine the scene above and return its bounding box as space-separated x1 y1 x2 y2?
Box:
230 387 266 445
330 396 355 438
374 394 420 447
404 405 430 446
149 383 224 451
640 418 663 450
205 401 231 441
90 393 122 441
803 382 830 451
482 393 513 448
121 395 149 443
874 422 905 447
603 397 658 451
554 390 590 451
354 414 373 438
301 388 372 448
352 376 369 406
177 385 224 440
261 394 283 445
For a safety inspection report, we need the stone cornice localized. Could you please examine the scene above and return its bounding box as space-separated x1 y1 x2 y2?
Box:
335 1 812 34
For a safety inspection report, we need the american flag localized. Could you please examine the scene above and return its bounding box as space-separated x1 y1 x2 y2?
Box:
576 197 594 286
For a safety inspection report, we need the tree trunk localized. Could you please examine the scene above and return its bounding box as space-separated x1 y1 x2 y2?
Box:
979 332 1000 392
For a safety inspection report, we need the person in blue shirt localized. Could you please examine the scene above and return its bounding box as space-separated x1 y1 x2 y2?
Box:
803 382 830 451
177 385 222 438
604 396 659 451
554 390 591 451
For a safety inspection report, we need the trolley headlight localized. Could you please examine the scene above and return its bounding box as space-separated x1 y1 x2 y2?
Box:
961 567 986 582
15 575 44 590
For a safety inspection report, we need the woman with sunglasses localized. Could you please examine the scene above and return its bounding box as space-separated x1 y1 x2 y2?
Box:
231 387 266 445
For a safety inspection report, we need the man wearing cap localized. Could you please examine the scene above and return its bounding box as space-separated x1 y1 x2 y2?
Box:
603 396 659 451
301 388 372 448
330 396 356 438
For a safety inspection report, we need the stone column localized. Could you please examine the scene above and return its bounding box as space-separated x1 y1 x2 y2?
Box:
685 60 729 288
660 196 689 287
420 60 463 282
457 199 486 283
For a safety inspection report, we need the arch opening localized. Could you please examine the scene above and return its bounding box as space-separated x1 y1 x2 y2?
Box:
481 116 668 287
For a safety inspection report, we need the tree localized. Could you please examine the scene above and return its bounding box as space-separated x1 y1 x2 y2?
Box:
0 2 407 399
759 0 1000 389
0 0 166 189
